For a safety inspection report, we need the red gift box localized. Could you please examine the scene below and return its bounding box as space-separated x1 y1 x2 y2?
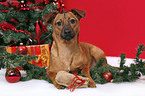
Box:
6 44 50 67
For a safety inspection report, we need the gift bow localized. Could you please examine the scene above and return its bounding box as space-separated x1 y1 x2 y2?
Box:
35 54 48 64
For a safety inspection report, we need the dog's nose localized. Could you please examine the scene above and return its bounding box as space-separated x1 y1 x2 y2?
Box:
64 29 71 34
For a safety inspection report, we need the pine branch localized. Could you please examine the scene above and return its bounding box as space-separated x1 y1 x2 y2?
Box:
135 44 145 63
20 61 52 83
120 53 126 69
90 44 145 84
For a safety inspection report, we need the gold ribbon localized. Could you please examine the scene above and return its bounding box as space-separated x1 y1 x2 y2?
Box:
35 54 47 64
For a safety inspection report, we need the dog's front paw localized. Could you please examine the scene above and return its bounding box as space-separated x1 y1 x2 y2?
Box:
54 84 65 89
89 80 96 88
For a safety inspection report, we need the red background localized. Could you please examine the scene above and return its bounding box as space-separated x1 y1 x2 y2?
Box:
63 0 145 58
1 0 145 58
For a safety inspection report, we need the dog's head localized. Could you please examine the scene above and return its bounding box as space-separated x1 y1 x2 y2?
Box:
42 9 86 41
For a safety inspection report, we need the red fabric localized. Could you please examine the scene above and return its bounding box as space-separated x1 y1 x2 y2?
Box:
63 0 145 58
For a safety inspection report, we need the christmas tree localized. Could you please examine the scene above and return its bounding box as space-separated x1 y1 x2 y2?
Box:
0 0 64 82
0 0 64 46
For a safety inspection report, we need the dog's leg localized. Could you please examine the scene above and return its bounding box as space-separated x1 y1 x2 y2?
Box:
80 42 108 69
81 65 96 88
89 44 108 66
47 70 64 89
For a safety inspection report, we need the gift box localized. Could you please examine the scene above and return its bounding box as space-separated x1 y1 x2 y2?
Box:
6 44 50 67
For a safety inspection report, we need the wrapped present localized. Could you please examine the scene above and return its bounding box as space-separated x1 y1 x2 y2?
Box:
6 44 50 67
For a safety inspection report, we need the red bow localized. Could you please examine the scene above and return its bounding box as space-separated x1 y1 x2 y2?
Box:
66 73 85 92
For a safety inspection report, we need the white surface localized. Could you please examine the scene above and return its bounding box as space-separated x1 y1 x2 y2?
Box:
0 56 145 96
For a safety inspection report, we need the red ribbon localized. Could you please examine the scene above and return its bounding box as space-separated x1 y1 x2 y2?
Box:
0 24 34 39
0 10 9 12
66 73 85 92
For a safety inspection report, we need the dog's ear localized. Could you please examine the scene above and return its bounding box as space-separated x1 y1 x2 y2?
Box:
70 9 86 20
42 12 58 24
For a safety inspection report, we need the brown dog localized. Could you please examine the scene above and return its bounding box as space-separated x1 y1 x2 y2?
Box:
42 9 108 89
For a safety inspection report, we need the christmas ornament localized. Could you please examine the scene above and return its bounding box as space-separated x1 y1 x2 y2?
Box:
18 43 28 55
36 21 41 44
44 0 49 4
53 0 64 13
18 1 29 10
5 68 21 83
0 0 7 2
36 19 48 44
38 19 47 32
62 3 65 10
18 1 27 8
53 0 60 9
102 71 113 82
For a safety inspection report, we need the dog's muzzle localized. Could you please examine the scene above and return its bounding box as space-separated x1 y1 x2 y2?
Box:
60 28 75 41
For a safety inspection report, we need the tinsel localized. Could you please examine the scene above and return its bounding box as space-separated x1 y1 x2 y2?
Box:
0 24 34 38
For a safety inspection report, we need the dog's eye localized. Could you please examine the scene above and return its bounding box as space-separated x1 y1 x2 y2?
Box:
70 19 75 24
56 21 62 26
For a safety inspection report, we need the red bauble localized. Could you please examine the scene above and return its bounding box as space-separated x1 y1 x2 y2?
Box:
5 68 21 83
0 0 7 2
102 71 113 82
18 1 27 9
18 43 28 55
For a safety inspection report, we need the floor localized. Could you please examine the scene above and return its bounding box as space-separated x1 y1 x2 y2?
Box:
0 56 145 96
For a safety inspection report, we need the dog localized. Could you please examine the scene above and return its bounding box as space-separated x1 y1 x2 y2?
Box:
42 9 108 89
